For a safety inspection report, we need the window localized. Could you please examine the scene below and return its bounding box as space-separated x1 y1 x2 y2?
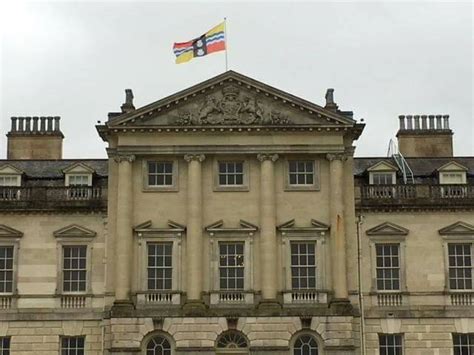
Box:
376 244 400 291
146 335 172 355
68 175 90 186
148 161 173 186
291 242 316 290
440 172 466 185
293 334 318 355
371 172 395 185
61 336 85 355
379 334 403 355
218 161 244 186
0 337 10 355
453 333 474 355
448 243 473 290
216 330 248 349
219 242 244 290
288 160 314 185
63 246 87 293
0 247 14 294
0 176 19 186
147 243 172 290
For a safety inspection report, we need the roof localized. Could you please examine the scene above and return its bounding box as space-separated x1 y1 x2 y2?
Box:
1 157 473 179
0 160 108 178
354 157 474 176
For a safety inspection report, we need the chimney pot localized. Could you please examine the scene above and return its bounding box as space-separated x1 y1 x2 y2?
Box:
443 115 449 129
47 117 53 131
18 117 24 132
428 115 435 129
421 115 427 129
25 117 31 132
436 115 442 129
398 115 406 130
11 117 17 132
32 117 39 132
54 116 60 131
414 115 420 130
406 115 413 130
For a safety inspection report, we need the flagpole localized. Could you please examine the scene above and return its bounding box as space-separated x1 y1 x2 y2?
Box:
224 17 228 71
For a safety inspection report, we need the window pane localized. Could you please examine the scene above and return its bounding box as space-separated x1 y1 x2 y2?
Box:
379 334 403 355
218 162 244 186
219 242 245 290
148 162 173 186
147 243 173 290
288 161 315 185
448 243 473 290
290 242 317 290
61 336 85 355
375 244 401 291
63 246 87 293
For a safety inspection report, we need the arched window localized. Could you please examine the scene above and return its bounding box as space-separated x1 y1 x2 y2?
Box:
145 335 172 355
216 330 248 349
293 333 319 355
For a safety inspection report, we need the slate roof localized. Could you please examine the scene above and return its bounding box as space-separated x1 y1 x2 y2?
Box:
354 157 474 177
1 157 474 179
0 160 108 178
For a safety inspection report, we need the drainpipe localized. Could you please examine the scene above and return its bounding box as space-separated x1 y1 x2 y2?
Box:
357 214 366 355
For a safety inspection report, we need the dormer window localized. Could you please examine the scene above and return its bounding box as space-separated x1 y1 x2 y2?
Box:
0 175 20 187
371 172 396 185
63 163 94 187
437 161 468 185
367 161 398 185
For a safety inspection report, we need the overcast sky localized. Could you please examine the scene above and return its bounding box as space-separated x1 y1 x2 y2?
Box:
0 1 472 159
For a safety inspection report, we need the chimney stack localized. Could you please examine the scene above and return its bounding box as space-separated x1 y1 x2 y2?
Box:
396 114 453 157
6 116 64 159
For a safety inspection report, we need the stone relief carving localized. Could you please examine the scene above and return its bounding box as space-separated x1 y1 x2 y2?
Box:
176 85 288 126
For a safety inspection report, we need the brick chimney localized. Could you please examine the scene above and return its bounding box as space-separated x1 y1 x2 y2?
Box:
7 116 64 159
396 114 453 157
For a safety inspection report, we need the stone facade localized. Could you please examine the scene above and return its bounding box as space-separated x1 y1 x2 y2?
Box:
0 71 473 354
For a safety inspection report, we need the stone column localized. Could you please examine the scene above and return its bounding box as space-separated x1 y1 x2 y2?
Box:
257 153 279 303
114 154 135 303
184 154 206 304
327 153 348 300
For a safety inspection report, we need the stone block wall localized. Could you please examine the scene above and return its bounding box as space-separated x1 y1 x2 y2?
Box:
0 319 103 355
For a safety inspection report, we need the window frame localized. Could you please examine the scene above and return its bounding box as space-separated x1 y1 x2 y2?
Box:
452 333 474 355
137 233 182 294
143 159 179 192
60 335 86 355
285 158 320 191
368 236 407 294
282 159 321 191
56 239 94 296
446 242 473 291
0 231 22 298
281 232 328 292
369 171 396 185
65 173 92 187
0 336 11 355
441 233 474 293
290 331 323 355
378 333 404 355
213 157 249 192
209 235 253 293
0 175 21 187
375 243 401 292
141 331 175 355
439 171 467 185
146 242 174 291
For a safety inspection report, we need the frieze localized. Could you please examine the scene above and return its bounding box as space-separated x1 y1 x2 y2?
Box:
176 85 289 126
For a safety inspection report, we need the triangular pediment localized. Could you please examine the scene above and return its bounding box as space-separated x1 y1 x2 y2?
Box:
53 224 96 238
437 161 468 172
107 71 355 128
133 220 186 233
439 221 474 235
0 164 23 175
205 219 258 233
366 222 409 236
277 219 330 232
62 162 95 174
367 161 398 172
0 225 23 238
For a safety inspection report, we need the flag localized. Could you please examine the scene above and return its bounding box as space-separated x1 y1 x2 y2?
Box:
173 22 226 64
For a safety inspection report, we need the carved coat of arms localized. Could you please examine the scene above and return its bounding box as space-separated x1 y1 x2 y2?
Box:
176 85 287 126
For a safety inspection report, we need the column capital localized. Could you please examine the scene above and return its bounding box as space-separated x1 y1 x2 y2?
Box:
184 154 206 163
326 153 347 162
114 154 136 163
257 153 279 162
